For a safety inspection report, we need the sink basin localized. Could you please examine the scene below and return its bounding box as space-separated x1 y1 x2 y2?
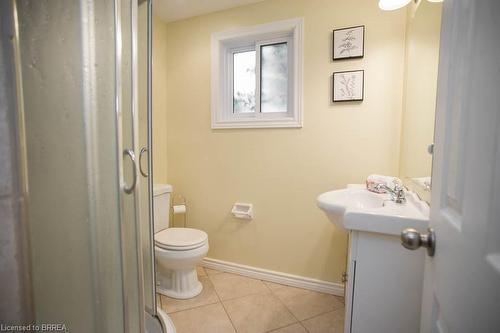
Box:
317 188 385 227
317 184 429 234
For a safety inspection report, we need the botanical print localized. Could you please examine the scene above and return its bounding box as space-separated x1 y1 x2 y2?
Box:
333 70 363 102
338 29 358 57
333 26 364 60
339 73 356 99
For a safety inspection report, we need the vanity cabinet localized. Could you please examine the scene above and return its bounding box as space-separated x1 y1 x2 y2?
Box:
317 183 429 333
344 230 426 333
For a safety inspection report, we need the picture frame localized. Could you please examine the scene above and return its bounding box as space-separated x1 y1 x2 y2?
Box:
332 70 364 102
333 25 365 60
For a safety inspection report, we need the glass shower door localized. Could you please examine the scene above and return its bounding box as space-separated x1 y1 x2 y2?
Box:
118 0 145 331
12 0 146 331
137 0 157 316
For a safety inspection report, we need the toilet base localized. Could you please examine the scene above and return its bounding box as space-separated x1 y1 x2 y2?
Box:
157 268 203 299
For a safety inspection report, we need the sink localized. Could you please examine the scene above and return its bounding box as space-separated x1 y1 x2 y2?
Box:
317 188 385 227
317 184 429 234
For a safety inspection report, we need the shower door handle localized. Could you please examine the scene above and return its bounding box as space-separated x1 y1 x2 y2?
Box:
139 147 149 177
123 149 137 194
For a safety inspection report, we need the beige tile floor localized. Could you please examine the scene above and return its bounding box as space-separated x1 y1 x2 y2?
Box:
158 267 345 333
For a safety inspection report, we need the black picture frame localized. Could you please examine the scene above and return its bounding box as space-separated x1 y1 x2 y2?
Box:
332 70 364 102
332 25 365 61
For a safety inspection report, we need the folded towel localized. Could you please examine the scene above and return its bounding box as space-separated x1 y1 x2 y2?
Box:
366 174 401 193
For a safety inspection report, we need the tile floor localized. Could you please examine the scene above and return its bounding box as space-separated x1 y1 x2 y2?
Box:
157 267 345 333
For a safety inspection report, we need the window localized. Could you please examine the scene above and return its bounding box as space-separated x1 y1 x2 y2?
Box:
211 18 303 129
233 49 256 114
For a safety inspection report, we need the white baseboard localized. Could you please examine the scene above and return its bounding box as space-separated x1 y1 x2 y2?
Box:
201 257 344 297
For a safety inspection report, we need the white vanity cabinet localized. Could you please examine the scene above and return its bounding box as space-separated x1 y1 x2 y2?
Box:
344 230 426 333
317 184 430 333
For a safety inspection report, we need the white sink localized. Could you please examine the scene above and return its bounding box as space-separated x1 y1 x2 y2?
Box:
317 188 385 227
317 184 429 235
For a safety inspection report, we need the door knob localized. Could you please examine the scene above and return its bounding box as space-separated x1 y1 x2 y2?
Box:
401 228 436 257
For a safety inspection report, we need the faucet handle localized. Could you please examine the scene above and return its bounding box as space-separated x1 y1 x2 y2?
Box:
392 178 403 189
393 182 406 204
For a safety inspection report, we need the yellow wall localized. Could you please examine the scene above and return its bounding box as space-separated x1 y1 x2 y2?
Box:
153 15 168 183
399 2 442 182
163 0 407 283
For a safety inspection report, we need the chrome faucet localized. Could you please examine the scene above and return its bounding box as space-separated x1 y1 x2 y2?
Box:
375 182 406 204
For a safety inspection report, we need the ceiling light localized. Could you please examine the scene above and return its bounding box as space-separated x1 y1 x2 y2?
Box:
378 0 412 11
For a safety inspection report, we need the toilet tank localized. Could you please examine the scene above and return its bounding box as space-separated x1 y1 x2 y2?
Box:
153 184 173 233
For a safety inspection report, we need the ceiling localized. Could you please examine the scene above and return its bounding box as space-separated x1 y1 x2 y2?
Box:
153 0 266 23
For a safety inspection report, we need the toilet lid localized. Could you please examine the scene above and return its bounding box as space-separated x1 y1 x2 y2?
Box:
155 228 208 250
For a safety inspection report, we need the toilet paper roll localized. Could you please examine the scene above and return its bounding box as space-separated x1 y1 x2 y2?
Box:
172 204 187 215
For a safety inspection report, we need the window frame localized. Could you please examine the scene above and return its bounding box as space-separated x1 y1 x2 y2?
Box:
211 18 304 129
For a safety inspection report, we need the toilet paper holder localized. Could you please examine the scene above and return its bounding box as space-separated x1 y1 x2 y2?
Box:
171 193 187 227
231 203 253 220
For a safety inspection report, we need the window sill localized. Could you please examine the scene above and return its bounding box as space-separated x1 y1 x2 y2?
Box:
211 117 303 129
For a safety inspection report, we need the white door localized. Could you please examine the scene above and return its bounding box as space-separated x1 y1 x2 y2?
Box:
419 1 500 332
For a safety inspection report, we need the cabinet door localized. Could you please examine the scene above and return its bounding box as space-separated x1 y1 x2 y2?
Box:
350 232 424 333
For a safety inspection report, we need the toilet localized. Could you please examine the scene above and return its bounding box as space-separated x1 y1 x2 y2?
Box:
153 184 209 299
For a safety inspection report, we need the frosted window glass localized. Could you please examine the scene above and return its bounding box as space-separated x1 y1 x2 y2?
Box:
260 43 288 113
233 50 256 113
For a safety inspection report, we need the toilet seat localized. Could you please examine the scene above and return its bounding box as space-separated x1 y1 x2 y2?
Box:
155 228 208 251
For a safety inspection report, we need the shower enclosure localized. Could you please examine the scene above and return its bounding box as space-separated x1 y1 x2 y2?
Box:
0 0 160 331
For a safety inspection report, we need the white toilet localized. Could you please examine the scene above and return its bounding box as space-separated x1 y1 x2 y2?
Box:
153 184 209 299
